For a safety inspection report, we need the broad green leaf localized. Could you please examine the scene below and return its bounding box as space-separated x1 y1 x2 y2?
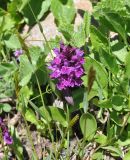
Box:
39 106 67 127
71 24 86 47
110 111 123 126
84 57 108 89
95 134 107 145
51 0 76 24
22 0 50 25
0 13 15 31
100 50 119 74
29 100 52 122
111 40 128 63
117 139 130 147
0 62 16 76
19 46 43 86
80 113 97 140
98 99 113 108
102 146 123 158
124 151 130 160
90 25 109 52
71 87 84 111
1 103 12 112
25 108 38 125
105 13 126 42
112 95 124 106
47 106 67 127
37 0 51 20
90 26 119 74
19 55 33 86
4 33 21 49
91 151 103 160
7 0 22 24
18 86 33 106
94 0 127 19
20 0 30 11
59 23 74 41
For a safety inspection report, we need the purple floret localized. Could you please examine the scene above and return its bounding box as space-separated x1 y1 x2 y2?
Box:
3 132 13 145
49 42 85 90
14 49 23 58
0 117 13 145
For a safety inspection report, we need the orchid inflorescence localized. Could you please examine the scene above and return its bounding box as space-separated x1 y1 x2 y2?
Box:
49 42 85 90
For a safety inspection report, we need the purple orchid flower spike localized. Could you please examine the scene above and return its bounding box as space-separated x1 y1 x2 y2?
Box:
48 42 85 105
49 42 85 91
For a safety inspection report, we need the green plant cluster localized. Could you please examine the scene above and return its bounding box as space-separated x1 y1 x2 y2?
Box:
1 0 130 159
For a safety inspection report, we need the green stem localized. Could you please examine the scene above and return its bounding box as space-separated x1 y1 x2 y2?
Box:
22 113 39 160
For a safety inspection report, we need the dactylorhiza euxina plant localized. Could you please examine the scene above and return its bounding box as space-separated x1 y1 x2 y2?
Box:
48 42 85 91
0 118 13 145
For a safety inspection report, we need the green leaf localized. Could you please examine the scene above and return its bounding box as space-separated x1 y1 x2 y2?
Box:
102 146 123 158
117 139 130 147
1 103 12 112
29 100 67 127
59 23 74 41
112 95 124 106
71 24 86 47
90 26 119 74
19 55 33 86
95 134 107 145
7 0 22 24
0 13 15 31
19 46 43 86
111 40 128 63
94 0 127 19
47 107 67 127
22 0 50 25
51 0 76 24
37 0 51 20
0 62 16 76
125 52 130 78
84 57 108 89
105 13 126 42
98 99 113 108
80 113 97 140
91 151 103 160
100 50 119 74
110 111 123 126
25 108 38 125
18 86 33 107
90 25 109 52
4 33 21 49
83 11 91 37
124 151 130 160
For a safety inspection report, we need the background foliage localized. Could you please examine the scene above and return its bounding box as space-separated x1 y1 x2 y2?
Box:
1 0 130 159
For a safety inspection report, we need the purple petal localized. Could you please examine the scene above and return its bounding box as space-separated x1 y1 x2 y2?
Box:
3 132 13 145
63 89 74 106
